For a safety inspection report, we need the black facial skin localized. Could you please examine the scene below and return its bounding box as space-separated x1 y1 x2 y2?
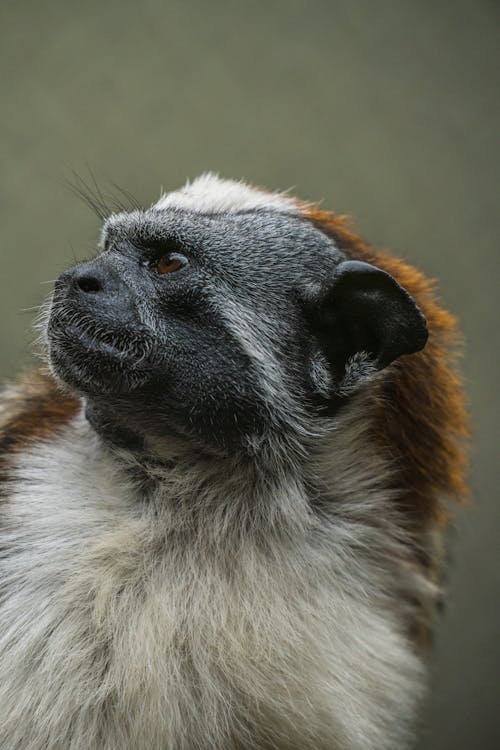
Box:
47 208 427 456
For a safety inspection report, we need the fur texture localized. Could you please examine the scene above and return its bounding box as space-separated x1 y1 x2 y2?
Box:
0 175 468 750
153 173 296 214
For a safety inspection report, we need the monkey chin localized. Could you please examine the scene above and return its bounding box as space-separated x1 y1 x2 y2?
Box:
47 315 154 397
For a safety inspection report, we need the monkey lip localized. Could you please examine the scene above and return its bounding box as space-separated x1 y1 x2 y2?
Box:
48 315 154 366
47 316 155 395
68 325 139 360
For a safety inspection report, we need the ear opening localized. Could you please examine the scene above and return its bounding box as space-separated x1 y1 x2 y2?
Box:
312 260 428 377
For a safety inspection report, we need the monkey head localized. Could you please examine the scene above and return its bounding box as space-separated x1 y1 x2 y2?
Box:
47 175 427 456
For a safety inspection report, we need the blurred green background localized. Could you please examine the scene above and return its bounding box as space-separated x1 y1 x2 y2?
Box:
1 1 498 747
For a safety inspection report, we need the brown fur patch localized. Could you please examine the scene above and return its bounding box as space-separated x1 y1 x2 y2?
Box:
301 207 469 647
303 207 469 525
0 371 80 491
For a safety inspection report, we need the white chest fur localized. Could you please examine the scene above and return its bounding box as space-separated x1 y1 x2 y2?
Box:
0 415 424 750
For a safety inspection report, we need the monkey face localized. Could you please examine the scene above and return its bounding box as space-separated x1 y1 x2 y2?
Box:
47 176 427 454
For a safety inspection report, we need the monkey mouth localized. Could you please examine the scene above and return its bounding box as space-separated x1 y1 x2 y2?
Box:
63 322 152 361
47 311 154 394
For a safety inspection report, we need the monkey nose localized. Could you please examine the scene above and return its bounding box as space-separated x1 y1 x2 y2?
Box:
54 260 139 326
59 260 122 298
73 271 104 294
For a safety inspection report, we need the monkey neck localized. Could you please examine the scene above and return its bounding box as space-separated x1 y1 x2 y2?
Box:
83 396 310 471
80 402 315 544
85 401 146 452
80 393 380 548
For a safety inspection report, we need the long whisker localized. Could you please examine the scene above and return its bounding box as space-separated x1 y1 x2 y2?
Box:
65 169 110 220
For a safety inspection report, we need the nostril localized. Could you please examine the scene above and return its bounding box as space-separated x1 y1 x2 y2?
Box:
75 275 103 294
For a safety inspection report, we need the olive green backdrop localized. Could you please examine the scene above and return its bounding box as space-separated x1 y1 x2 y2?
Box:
1 1 498 747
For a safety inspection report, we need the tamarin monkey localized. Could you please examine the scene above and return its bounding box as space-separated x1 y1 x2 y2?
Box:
0 175 468 750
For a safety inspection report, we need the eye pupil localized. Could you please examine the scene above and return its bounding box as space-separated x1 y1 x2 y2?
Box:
156 254 187 274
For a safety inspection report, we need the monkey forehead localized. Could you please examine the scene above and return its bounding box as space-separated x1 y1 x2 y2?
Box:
100 174 337 267
101 203 338 273
152 173 299 215
101 174 314 248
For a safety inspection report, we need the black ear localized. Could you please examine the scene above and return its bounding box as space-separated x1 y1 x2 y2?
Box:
313 260 428 372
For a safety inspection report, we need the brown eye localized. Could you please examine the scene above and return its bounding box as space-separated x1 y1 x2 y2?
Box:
155 254 188 275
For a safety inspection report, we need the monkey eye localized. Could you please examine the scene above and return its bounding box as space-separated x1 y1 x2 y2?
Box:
154 253 189 275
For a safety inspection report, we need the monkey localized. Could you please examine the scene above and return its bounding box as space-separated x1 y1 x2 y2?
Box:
0 174 468 750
